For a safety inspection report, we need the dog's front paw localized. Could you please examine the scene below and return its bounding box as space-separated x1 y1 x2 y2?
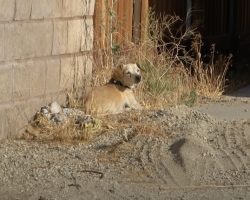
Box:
136 103 142 109
131 102 142 110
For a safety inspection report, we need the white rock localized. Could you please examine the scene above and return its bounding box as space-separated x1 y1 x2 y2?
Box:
50 102 62 114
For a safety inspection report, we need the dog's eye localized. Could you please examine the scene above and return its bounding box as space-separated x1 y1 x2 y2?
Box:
137 69 140 73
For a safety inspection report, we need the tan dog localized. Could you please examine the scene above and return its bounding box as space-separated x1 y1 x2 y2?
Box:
85 63 142 115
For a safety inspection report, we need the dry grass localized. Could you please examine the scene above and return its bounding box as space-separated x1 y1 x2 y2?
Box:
190 34 232 98
99 110 168 138
92 11 232 109
22 113 101 143
22 110 167 143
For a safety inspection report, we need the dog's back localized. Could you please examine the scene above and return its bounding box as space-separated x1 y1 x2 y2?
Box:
85 84 125 115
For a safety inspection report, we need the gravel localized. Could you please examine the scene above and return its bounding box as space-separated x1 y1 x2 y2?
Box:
1 105 250 200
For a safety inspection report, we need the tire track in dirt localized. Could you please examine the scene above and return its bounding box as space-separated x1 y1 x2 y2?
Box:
170 137 225 186
227 125 249 169
150 140 180 186
106 107 250 188
215 135 240 170
213 123 250 171
135 138 174 185
159 140 191 186
132 137 195 186
132 136 181 186
235 123 250 167
126 120 250 187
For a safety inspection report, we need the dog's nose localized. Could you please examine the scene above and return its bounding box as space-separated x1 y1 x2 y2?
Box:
135 75 141 83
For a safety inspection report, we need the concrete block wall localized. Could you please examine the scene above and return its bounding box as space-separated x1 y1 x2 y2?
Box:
0 0 95 139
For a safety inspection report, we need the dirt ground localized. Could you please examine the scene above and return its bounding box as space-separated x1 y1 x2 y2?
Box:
0 86 250 200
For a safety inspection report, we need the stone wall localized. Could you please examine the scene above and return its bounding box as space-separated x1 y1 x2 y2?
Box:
0 0 95 139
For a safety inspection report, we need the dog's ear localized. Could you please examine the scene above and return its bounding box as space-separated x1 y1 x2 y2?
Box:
117 64 123 71
136 63 144 71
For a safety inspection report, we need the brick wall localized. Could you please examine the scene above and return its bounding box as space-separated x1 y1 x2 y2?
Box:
0 0 95 139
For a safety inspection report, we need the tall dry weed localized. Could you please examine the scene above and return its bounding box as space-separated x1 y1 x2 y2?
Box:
92 8 232 108
190 34 232 98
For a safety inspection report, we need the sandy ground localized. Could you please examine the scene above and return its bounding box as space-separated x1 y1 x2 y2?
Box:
0 86 250 200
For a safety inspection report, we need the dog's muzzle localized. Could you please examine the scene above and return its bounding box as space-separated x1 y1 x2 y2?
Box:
135 75 141 83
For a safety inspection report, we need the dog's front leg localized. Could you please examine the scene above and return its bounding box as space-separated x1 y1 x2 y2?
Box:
129 96 142 110
133 101 142 110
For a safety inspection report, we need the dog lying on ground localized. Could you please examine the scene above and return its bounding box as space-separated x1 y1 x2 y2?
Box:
84 63 142 115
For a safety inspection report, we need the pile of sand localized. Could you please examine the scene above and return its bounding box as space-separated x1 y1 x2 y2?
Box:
0 105 250 199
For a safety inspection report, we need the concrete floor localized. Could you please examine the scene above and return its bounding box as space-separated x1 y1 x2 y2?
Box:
195 85 250 121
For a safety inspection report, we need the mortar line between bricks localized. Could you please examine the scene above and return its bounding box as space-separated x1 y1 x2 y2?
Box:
0 15 93 24
0 51 93 65
0 91 66 109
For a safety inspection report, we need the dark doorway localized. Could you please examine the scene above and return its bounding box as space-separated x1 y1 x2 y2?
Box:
149 0 250 89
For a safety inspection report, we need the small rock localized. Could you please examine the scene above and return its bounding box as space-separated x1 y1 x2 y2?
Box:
40 106 50 114
51 113 67 124
50 102 62 114
76 115 92 122
62 108 85 117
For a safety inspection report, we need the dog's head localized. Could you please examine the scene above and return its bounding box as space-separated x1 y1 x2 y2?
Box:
112 63 141 88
